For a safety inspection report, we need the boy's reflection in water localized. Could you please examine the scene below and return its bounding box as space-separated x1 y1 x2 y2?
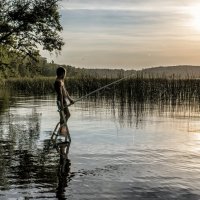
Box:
55 141 73 199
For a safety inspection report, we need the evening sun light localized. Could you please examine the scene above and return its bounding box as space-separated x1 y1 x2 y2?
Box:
188 5 200 31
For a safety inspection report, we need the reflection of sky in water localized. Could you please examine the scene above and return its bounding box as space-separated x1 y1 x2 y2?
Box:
0 95 200 199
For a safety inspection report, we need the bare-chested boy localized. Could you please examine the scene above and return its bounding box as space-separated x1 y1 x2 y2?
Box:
54 66 74 139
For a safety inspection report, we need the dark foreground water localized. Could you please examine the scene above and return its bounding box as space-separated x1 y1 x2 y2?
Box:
0 92 200 199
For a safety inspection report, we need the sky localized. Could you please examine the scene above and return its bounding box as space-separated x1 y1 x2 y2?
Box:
42 0 200 70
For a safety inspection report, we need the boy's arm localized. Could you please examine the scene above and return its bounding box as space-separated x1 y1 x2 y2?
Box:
60 87 65 109
57 81 64 109
65 89 74 104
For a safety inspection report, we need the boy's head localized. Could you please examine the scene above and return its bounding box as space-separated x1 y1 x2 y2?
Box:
56 66 66 78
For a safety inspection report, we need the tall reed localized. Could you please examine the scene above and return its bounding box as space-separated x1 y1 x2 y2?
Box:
2 76 200 105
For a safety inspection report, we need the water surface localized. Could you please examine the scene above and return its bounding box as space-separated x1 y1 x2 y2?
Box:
0 93 200 199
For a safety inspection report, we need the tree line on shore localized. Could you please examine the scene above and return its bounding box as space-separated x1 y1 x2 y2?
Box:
2 47 200 79
0 46 137 79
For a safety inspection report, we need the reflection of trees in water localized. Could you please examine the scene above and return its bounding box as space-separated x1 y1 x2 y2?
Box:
6 107 41 150
0 104 59 191
0 141 61 193
0 90 10 114
0 147 59 189
0 92 14 188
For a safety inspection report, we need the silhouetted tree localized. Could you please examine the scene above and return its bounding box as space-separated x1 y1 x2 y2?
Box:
0 0 64 59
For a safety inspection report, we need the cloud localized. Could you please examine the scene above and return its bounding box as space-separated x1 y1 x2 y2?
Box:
41 0 200 69
60 0 196 11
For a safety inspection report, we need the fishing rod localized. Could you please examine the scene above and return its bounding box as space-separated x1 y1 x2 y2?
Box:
68 73 136 107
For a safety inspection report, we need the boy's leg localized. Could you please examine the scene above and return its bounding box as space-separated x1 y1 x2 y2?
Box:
51 122 60 141
64 106 71 122
60 107 71 143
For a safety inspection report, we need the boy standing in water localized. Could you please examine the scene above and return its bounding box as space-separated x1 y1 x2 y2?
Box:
54 66 74 140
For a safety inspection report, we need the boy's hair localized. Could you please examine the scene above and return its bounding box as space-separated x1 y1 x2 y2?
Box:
56 66 66 77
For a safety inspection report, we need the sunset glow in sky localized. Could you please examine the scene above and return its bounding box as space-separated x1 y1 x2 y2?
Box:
42 0 200 69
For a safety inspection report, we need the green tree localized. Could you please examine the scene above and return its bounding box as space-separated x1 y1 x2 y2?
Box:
0 0 64 60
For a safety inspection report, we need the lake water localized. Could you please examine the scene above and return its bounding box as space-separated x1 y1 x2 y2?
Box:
0 92 200 199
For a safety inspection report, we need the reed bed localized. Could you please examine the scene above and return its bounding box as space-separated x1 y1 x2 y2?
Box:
3 77 55 95
1 76 200 104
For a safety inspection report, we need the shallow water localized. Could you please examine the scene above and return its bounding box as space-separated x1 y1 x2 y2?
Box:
0 93 200 199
